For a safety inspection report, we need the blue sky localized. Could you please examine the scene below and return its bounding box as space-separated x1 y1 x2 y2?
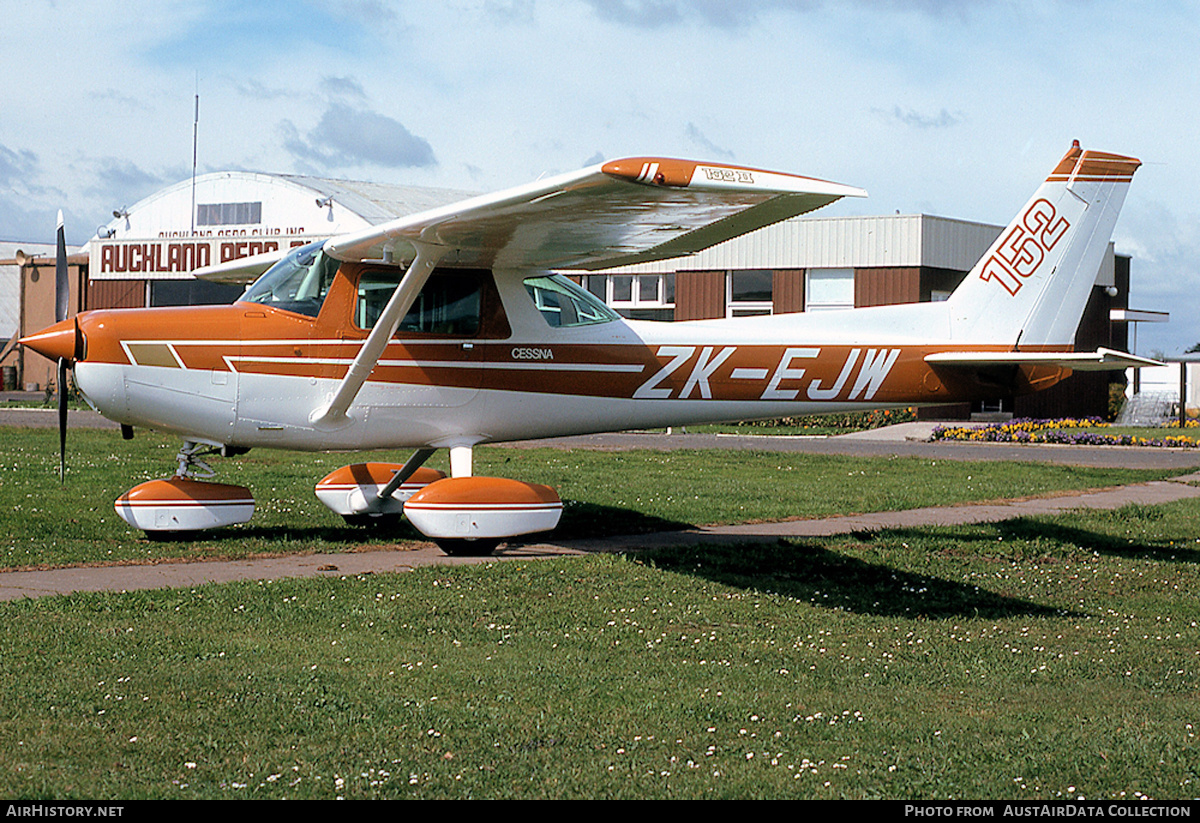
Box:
2 0 1197 354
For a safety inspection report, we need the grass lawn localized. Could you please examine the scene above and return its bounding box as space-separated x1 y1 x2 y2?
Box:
2 424 1197 798
0 499 1198 799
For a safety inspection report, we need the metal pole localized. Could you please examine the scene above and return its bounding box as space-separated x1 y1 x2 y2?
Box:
190 86 199 235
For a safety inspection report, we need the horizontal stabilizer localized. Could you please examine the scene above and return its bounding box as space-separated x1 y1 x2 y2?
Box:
193 248 289 284
925 348 1163 372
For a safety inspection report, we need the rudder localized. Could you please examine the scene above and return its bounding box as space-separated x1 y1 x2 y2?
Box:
945 142 1140 347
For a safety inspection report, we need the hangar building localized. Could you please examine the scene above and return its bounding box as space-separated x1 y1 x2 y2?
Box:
2 170 1142 420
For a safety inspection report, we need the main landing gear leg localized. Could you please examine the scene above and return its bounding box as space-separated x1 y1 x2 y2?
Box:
433 443 499 555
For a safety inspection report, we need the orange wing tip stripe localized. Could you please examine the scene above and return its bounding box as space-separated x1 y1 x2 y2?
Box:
602 158 698 187
601 157 867 198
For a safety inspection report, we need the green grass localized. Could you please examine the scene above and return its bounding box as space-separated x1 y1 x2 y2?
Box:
1 498 1199 798
0 427 1178 569
0 396 91 410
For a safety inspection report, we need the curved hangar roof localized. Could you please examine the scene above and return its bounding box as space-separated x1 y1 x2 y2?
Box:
90 171 477 281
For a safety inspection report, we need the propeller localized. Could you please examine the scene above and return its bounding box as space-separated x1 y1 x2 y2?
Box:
14 211 85 481
54 211 69 482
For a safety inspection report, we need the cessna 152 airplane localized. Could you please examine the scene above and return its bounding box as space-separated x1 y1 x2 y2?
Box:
20 142 1153 554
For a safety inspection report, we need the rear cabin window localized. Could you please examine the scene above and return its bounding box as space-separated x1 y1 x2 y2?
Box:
523 274 619 327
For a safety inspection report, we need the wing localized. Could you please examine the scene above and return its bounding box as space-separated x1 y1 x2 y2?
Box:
323 158 866 270
925 348 1163 372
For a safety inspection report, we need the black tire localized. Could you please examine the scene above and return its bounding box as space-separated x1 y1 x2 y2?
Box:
341 513 402 529
143 529 203 542
435 538 501 556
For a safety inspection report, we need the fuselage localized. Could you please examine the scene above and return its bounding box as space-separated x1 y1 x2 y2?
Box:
63 260 1067 452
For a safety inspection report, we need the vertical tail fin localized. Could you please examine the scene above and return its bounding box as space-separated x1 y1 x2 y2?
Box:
945 143 1140 347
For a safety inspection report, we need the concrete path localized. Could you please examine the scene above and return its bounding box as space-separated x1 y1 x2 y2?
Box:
0 406 120 430
4 469 1199 602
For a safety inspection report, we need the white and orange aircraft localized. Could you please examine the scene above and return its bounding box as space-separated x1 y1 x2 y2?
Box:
20 142 1152 553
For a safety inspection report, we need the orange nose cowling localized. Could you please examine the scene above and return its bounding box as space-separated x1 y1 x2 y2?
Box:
19 318 84 362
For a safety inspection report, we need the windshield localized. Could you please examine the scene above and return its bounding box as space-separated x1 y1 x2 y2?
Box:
523 274 619 327
239 240 338 318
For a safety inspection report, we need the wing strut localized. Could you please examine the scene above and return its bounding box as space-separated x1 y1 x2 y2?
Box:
311 240 447 428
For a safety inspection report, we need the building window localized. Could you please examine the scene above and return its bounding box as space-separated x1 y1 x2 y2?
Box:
805 268 855 312
197 201 263 226
727 269 773 317
585 273 675 321
149 279 245 307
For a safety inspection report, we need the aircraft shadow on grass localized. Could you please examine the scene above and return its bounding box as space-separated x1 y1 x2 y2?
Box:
637 509 1200 619
150 500 1196 620
636 539 1069 620
153 499 693 548
989 512 1200 565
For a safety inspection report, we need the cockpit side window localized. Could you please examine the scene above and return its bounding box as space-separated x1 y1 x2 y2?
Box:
355 268 510 339
239 241 338 318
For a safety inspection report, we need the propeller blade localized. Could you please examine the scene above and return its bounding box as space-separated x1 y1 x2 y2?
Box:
54 211 68 481
55 210 68 324
57 357 68 482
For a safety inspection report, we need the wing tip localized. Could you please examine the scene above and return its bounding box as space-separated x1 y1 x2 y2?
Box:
602 157 866 198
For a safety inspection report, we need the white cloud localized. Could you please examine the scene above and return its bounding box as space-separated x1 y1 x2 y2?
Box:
282 104 437 170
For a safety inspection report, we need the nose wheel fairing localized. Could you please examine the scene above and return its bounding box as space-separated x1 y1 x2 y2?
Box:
113 442 256 535
114 475 256 534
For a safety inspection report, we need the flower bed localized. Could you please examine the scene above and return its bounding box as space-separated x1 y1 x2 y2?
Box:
930 417 1200 448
